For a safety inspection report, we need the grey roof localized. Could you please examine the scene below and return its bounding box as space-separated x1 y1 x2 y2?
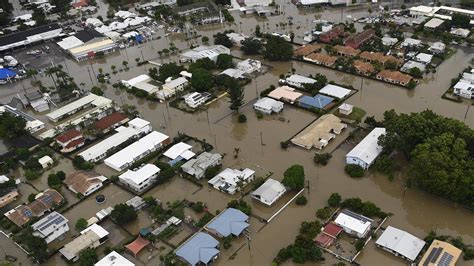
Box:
206 208 249 237
175 232 219 266
376 226 425 261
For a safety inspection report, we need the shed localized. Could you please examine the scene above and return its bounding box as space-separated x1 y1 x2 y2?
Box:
38 156 53 169
338 103 353 115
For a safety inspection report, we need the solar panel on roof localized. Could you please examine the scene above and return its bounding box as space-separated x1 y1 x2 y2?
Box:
438 252 453 266
430 247 443 263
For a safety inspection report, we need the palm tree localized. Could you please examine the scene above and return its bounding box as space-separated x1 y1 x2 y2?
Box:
233 147 240 159
26 68 38 81
157 51 163 57
135 57 141 64
122 61 129 69
44 67 58 89
111 65 116 74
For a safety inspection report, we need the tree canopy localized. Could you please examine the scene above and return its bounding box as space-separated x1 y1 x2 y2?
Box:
156 63 184 82
227 81 244 112
0 113 26 141
282 165 305 190
110 203 137 225
191 68 214 92
241 38 263 55
264 36 294 61
216 54 234 69
214 32 233 48
79 248 98 266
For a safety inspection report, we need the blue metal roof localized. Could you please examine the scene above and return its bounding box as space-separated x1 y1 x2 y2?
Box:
0 68 17 80
175 232 219 266
206 208 249 237
298 94 334 109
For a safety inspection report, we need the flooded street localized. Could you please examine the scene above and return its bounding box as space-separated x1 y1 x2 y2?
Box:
1 1 473 265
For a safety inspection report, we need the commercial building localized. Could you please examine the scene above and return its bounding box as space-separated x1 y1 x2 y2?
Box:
418 240 462 266
5 189 64 227
158 77 189 100
119 164 160 193
334 209 373 238
180 45 230 62
375 226 426 262
319 84 351 99
253 97 284 114
0 23 62 52
60 224 109 262
291 114 347 150
376 70 413 86
284 74 317 89
0 105 45 134
55 129 85 153
163 142 196 165
57 29 117 61
181 152 222 179
64 171 107 196
237 59 262 74
424 18 445 31
344 29 375 49
251 178 286 206
79 118 152 162
95 251 134 266
46 94 107 122
208 168 255 194
105 131 170 171
176 2 224 25
205 208 249 238
409 5 474 26
175 232 219 266
184 92 211 108
31 212 69 244
346 127 385 169
121 74 159 95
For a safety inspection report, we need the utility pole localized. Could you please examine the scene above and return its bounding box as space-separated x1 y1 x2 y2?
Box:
255 79 259 99
86 67 93 84
464 104 470 122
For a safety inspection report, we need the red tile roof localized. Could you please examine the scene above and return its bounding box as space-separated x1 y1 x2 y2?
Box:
65 138 85 149
314 233 335 248
95 112 129 131
323 223 343 238
56 129 82 143
294 44 324 56
345 29 375 49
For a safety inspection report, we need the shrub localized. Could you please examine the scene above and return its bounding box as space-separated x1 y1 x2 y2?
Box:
238 114 247 123
355 239 365 251
75 218 88 231
28 193 37 203
344 164 364 178
223 237 232 249
316 207 332 220
256 111 264 119
280 141 289 150
313 153 332 166
295 196 308 205
227 199 251 215
204 165 221 179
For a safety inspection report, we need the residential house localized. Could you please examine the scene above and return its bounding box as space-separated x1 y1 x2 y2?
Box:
79 118 152 162
284 74 317 89
353 60 375 76
319 25 345 43
291 114 347 150
121 74 159 95
119 164 160 193
424 18 445 31
338 103 353 115
5 189 64 227
0 105 45 134
237 59 262 74
184 92 212 108
163 142 196 165
344 29 375 49
297 94 334 110
267 86 303 104
401 38 422 48
376 70 413 86
126 196 146 211
208 168 255 194
38 156 53 169
220 68 246 79
60 224 109 262
346 127 386 169
104 131 170 171
303 53 337 67
64 171 107 196
158 77 189 100
253 97 284 114
334 209 373 238
382 36 398 47
359 51 402 67
251 178 286 206
294 44 323 57
226 32 248 45
180 45 230 62
94 112 129 134
334 45 361 57
453 78 474 99
95 251 135 266
205 208 249 237
401 61 426 73
414 53 433 64
428 41 446 55
418 240 462 266
32 211 69 244
0 188 19 208
181 152 222 179
175 232 219 266
314 223 343 248
55 129 85 153
450 28 470 38
319 84 351 99
375 226 425 262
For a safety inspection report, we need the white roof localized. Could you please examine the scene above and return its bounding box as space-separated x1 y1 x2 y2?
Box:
346 128 386 165
299 0 328 5
402 38 422 46
57 36 84 50
119 164 160 186
163 142 194 160
105 131 169 170
0 175 9 183
334 211 371 236
376 226 425 261
410 5 434 14
38 155 53 165
251 178 286 204
46 94 99 121
220 68 245 79
430 41 445 51
339 103 353 111
462 72 474 83
424 18 444 28
128 117 150 129
382 36 398 45
286 74 316 85
123 74 150 86
450 28 470 37
85 18 103 27
81 223 109 238
210 168 255 187
319 84 351 99
79 126 140 161
95 251 134 266
415 53 433 63
180 71 192 78
163 77 188 89
253 97 283 110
